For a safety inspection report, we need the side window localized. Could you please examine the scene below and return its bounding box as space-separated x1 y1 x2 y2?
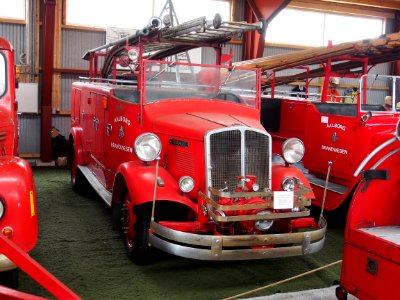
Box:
0 53 6 97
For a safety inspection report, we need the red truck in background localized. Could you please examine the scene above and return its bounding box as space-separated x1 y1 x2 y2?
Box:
336 118 400 300
0 36 38 288
69 15 326 264
236 32 400 219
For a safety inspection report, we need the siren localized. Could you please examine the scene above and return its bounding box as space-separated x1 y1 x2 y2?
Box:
149 16 162 30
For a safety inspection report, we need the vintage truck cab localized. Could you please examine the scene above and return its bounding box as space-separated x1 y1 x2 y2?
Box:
236 32 400 214
0 36 38 287
69 15 326 263
336 117 400 300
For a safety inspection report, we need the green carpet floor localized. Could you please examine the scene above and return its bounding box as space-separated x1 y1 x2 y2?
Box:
18 167 344 299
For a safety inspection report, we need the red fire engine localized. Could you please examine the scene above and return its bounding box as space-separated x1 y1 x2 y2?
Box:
336 118 400 300
69 15 326 263
0 36 38 288
237 32 400 215
0 36 80 299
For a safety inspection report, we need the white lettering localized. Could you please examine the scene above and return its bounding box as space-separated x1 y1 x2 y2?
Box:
111 142 133 153
326 123 346 131
321 145 348 155
114 116 131 126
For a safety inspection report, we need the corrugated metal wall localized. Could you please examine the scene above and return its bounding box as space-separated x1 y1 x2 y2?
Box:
0 4 396 156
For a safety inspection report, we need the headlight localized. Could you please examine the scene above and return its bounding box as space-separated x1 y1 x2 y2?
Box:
255 210 273 231
0 198 4 219
397 119 400 139
134 133 162 162
179 176 194 193
282 177 295 191
282 138 305 164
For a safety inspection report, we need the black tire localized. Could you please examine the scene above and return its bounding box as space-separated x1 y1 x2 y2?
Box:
121 195 152 265
0 268 19 289
111 202 122 231
70 141 88 193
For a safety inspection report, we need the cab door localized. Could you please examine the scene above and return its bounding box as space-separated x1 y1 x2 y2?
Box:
92 93 107 185
303 105 357 182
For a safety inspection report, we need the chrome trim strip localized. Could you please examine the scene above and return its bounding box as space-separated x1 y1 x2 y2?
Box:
78 165 112 207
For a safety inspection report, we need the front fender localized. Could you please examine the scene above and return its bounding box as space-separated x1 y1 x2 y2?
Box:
0 156 38 252
113 161 197 212
272 164 315 199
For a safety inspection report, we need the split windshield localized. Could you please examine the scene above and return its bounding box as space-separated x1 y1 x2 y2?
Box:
144 60 257 108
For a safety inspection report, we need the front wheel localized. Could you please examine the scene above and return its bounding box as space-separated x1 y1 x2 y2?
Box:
121 195 152 265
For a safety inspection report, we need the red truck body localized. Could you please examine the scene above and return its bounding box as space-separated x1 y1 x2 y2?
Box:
69 15 326 263
336 120 400 300
236 32 400 212
0 37 38 286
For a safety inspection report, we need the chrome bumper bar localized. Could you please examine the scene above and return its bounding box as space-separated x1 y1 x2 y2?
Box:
149 217 327 261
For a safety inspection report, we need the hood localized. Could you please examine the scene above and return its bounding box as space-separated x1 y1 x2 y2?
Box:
144 102 264 140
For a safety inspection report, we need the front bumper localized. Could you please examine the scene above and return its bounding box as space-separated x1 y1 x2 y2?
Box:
149 217 327 261
0 254 16 272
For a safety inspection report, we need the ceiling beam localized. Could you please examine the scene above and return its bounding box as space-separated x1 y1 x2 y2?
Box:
320 0 400 10
289 0 396 18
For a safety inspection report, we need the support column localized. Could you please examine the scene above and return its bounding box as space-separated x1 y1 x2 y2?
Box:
242 0 290 60
40 0 56 162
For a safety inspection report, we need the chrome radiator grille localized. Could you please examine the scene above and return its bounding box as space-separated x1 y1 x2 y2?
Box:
205 127 271 194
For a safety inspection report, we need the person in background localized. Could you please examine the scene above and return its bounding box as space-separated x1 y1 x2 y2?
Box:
51 127 68 165
326 77 340 102
344 86 358 104
384 95 392 111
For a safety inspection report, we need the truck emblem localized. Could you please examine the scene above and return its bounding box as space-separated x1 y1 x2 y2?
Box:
119 126 124 139
332 132 338 143
106 124 112 136
169 138 188 148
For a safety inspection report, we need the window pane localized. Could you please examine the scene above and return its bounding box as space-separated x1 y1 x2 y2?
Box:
0 0 25 20
67 0 152 28
0 53 6 96
153 0 230 24
266 8 384 47
266 9 324 46
324 14 383 45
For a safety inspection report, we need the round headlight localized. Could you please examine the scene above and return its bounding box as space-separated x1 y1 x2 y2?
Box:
282 138 305 164
255 210 273 231
0 198 4 219
179 176 194 193
134 133 162 162
396 119 400 139
282 177 295 191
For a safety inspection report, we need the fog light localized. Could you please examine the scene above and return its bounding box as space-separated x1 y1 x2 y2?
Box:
2 227 13 238
179 176 194 193
255 210 273 231
282 177 295 191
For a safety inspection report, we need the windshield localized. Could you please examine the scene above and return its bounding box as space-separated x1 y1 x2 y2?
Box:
0 53 6 97
144 60 258 108
360 74 400 112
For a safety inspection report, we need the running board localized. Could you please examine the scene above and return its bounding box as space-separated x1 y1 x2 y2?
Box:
304 173 348 195
293 162 348 195
77 165 112 207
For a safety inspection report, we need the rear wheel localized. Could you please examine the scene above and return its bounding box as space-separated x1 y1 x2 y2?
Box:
70 140 88 193
0 268 19 289
121 195 152 265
